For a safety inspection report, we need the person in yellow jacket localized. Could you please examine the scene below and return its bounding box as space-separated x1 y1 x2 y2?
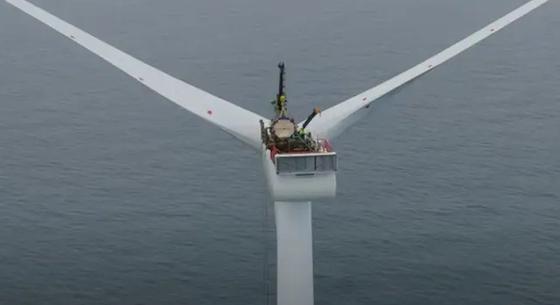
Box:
274 94 287 116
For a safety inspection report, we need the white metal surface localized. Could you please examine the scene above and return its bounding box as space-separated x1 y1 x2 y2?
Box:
4 0 267 149
275 201 314 305
304 0 550 139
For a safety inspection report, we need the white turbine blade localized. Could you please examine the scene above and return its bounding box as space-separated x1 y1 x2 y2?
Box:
5 0 267 149
304 0 549 139
275 201 314 305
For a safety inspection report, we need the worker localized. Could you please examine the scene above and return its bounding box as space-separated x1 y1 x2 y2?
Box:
277 95 287 116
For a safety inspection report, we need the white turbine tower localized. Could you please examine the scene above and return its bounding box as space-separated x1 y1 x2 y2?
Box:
4 0 549 304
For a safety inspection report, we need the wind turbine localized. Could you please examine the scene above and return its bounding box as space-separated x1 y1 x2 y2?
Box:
4 0 550 304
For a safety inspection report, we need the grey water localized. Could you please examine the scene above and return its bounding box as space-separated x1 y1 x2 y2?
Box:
1 0 559 304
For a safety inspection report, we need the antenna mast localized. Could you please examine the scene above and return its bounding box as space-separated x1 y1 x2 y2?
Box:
275 62 287 117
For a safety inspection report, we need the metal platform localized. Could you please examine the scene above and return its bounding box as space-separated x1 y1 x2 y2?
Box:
275 152 337 175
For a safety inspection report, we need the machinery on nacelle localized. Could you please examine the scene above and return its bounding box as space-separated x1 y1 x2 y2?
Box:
261 63 330 152
260 63 337 181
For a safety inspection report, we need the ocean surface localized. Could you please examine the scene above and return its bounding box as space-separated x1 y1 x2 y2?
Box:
1 0 559 304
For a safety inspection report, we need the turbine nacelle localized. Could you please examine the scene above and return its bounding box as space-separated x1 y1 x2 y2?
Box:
263 148 337 201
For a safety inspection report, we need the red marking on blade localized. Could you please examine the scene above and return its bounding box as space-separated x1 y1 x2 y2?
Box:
207 110 213 115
